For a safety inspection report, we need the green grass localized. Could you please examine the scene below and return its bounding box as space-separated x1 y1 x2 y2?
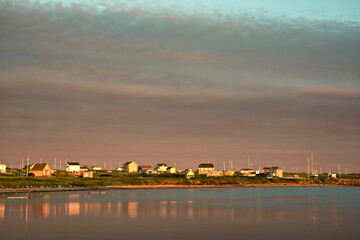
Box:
0 171 356 188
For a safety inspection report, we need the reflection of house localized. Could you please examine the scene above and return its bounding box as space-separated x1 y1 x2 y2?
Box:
155 163 168 173
66 162 81 172
123 161 138 172
264 167 283 178
239 169 256 177
91 165 102 171
328 173 337 179
166 167 176 174
198 163 214 175
82 171 93 178
138 165 153 174
0 164 6 173
185 169 195 179
29 163 52 177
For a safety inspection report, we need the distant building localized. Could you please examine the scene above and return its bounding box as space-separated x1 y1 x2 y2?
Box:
116 167 123 171
198 163 214 175
29 163 52 177
66 162 81 172
264 167 283 178
80 165 88 171
0 164 6 173
166 167 176 174
155 163 168 173
82 171 93 178
185 169 195 179
224 170 235 176
123 161 138 173
138 165 154 174
309 173 318 179
328 173 337 179
91 165 102 171
206 169 223 177
239 168 256 177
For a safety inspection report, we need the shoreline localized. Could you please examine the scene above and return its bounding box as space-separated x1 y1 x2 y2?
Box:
0 183 346 194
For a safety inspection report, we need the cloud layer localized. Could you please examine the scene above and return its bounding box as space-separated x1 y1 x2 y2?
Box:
1 1 359 171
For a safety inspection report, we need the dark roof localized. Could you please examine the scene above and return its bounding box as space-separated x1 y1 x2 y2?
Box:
67 162 80 166
156 163 167 166
166 166 175 170
123 161 135 166
264 167 279 169
80 165 88 169
198 163 214 168
31 163 49 171
139 165 153 170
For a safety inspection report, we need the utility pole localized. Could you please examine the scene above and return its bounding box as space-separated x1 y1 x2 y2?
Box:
248 155 250 169
223 162 226 171
26 155 29 177
55 158 57 170
60 159 62 171
311 152 314 173
295 166 298 173
307 157 310 175
338 163 341 179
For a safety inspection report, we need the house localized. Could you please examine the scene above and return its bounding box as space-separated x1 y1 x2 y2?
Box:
138 165 154 174
198 163 214 175
123 161 138 173
166 167 176 174
239 168 256 177
82 171 93 178
116 167 123 171
185 169 195 179
0 164 6 173
155 163 168 173
80 165 88 171
29 163 52 177
91 165 102 171
309 173 318 179
66 162 81 172
206 169 223 177
264 167 283 178
224 170 235 176
328 173 337 179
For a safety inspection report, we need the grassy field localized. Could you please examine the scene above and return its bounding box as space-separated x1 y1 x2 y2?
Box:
0 171 352 188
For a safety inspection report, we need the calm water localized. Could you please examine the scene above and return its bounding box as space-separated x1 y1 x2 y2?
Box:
0 187 359 240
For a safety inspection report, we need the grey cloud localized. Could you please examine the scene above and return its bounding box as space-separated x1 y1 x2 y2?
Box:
0 1 359 170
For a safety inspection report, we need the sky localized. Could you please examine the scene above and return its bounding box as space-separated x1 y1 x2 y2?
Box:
0 0 360 172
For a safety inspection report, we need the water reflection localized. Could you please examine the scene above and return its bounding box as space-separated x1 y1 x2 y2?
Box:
0 187 358 240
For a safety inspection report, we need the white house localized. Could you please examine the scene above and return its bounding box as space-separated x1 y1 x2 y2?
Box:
185 169 195 179
138 165 154 174
66 162 81 172
264 167 283 178
239 168 256 177
91 165 102 171
166 167 176 174
0 164 6 173
123 161 138 172
155 163 168 173
198 163 214 175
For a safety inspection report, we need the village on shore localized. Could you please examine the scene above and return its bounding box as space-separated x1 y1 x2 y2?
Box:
0 156 345 181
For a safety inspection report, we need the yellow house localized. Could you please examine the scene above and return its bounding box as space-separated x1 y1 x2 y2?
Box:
0 164 6 173
155 163 168 173
166 167 176 174
198 163 214 174
123 161 138 172
29 163 52 177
